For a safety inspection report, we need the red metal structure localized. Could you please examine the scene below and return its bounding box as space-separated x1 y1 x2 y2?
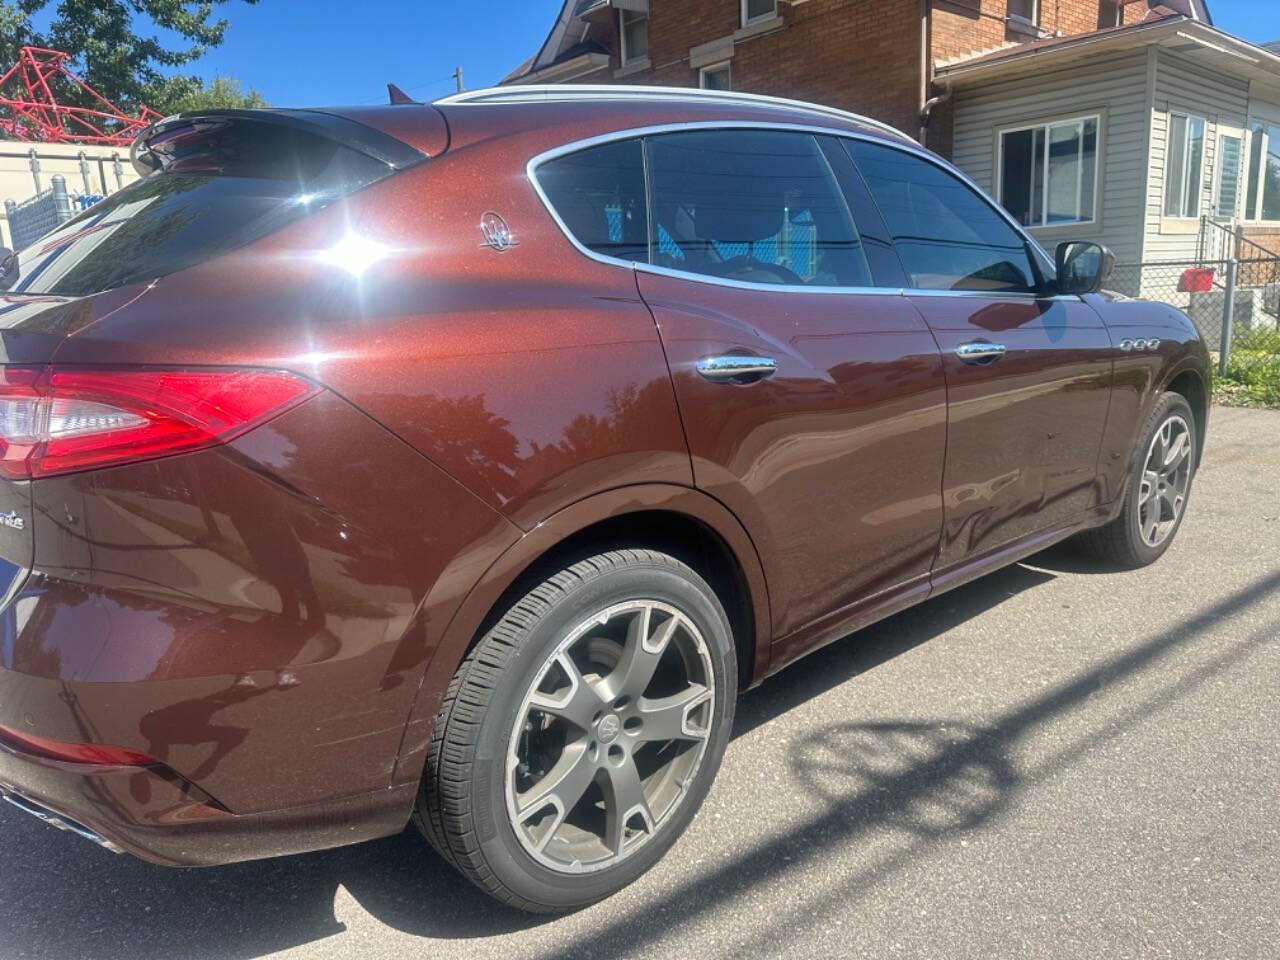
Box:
0 46 163 145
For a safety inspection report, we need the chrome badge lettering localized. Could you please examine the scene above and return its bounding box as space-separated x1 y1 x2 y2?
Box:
0 510 24 531
479 211 519 252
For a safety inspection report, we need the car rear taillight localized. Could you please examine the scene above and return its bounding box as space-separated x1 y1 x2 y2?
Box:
0 366 319 480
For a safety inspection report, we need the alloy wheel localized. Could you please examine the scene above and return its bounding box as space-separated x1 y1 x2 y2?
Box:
1137 414 1192 547
505 599 715 874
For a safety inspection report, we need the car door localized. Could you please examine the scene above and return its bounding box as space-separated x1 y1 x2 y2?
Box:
844 139 1113 579
632 129 948 647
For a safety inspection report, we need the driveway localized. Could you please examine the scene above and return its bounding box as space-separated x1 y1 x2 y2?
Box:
2 407 1277 960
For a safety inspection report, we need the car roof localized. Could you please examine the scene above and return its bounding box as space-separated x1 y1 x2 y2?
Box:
434 85 912 144
274 87 918 164
431 86 919 158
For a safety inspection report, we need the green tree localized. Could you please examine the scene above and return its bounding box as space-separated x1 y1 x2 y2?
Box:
150 74 269 114
0 0 259 113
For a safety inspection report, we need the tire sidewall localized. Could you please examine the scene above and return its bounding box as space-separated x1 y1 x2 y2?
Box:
469 558 737 910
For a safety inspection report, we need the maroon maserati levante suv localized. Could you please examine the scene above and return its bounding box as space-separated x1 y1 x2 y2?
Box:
0 86 1208 911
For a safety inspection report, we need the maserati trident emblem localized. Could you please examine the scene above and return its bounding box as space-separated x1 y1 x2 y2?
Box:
597 713 621 744
0 510 24 531
479 211 519 252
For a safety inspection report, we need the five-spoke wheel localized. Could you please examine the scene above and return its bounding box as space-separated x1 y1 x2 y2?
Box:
508 600 714 872
1137 413 1192 547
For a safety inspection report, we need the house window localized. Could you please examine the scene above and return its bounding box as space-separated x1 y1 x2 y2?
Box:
742 0 777 27
620 8 648 64
700 62 731 91
1245 123 1280 221
998 116 1099 227
1216 134 1242 219
1098 0 1121 28
1164 113 1205 219
1008 0 1037 24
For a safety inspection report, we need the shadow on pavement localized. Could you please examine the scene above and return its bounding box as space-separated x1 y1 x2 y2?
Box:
3 562 1274 959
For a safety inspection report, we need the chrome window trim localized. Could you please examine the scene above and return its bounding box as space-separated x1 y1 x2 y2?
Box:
525 119 1073 301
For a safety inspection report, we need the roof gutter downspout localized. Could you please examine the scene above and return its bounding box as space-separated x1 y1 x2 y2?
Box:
919 85 952 149
918 0 932 146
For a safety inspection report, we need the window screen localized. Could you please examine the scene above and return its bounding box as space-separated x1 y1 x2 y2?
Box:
536 139 648 261
1217 135 1243 219
644 129 872 288
848 139 1038 294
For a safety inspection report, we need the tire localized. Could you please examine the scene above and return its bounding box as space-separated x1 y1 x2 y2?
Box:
414 548 737 912
1079 391 1197 567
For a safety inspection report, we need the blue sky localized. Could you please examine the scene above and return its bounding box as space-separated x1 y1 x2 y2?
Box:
178 1 568 106
43 0 1280 107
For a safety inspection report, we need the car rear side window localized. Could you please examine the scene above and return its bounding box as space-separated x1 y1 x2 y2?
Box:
644 129 872 288
846 139 1038 294
536 139 648 262
6 119 398 299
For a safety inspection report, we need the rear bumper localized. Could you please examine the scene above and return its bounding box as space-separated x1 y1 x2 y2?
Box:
0 741 415 866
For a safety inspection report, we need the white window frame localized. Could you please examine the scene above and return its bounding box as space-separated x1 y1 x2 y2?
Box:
619 8 648 65
699 61 732 91
741 0 778 28
1243 122 1280 223
996 113 1101 228
1007 0 1038 25
1164 112 1206 220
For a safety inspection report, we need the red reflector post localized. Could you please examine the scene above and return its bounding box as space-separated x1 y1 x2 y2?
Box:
0 367 318 480
0 723 156 767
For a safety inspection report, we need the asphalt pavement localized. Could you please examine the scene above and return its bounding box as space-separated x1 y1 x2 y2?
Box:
2 406 1277 960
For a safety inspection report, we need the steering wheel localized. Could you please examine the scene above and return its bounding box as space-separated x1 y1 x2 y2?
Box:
714 256 804 286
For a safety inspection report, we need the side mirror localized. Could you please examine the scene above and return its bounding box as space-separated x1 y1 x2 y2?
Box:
1055 241 1114 295
0 247 16 292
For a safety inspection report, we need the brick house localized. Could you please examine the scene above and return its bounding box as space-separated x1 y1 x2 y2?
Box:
503 0 1210 156
505 1 1280 310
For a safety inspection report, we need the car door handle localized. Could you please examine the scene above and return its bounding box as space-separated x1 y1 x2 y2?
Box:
696 355 778 383
955 342 1007 364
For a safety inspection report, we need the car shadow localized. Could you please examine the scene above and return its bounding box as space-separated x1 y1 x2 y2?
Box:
4 560 1273 960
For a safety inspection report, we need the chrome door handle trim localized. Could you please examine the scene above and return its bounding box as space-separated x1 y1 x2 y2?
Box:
955 342 1007 364
696 355 778 382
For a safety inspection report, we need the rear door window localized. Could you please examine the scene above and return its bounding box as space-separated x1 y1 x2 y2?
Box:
5 118 398 298
644 129 872 287
846 139 1039 294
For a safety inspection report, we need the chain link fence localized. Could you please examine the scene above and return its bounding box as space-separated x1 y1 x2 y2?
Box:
3 175 73 250
1108 258 1280 405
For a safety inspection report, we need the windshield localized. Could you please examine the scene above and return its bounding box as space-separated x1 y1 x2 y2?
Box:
3 119 395 298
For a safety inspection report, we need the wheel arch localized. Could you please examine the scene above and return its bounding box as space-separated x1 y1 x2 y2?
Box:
1163 364 1209 467
392 484 772 788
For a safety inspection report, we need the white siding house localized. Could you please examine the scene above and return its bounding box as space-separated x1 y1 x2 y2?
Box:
939 16 1280 300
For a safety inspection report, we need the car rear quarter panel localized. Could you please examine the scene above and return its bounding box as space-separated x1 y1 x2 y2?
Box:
1 390 518 814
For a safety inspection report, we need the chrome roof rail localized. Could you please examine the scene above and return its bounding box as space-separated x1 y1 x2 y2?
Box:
435 85 911 142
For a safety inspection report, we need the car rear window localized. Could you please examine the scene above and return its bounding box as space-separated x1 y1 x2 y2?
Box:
4 118 399 298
